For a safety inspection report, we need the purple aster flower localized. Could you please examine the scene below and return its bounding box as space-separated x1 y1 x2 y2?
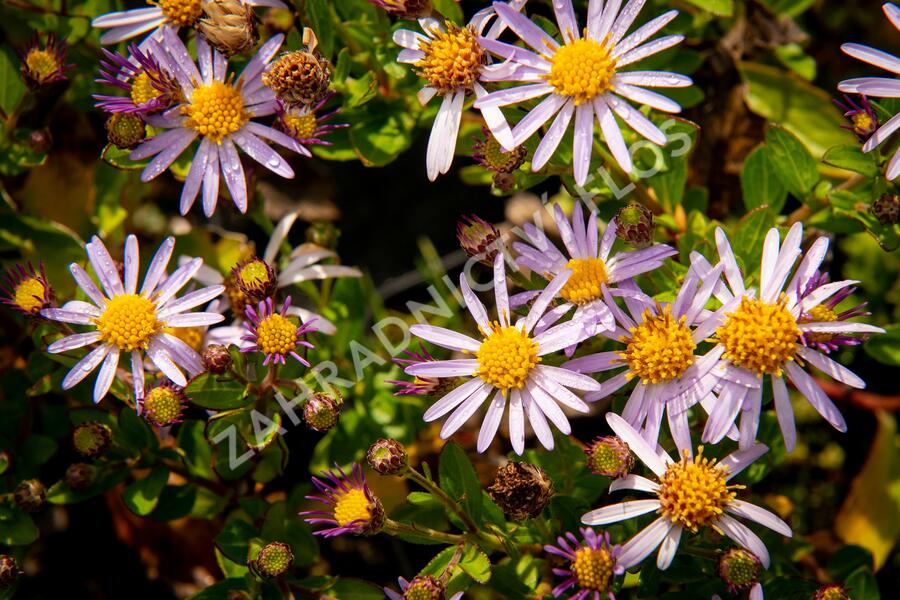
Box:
583 414 792 572
40 235 225 403
404 252 602 455
798 272 871 353
129 30 307 217
690 224 884 452
387 344 452 396
240 297 316 366
19 34 73 88
544 527 624 600
94 43 183 114
276 93 348 146
511 202 676 340
90 0 287 46
2 262 54 316
474 0 692 185
833 94 879 138
300 463 385 537
837 2 900 180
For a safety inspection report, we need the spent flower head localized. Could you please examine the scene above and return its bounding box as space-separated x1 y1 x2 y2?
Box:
198 0 259 57
263 29 331 108
488 461 554 520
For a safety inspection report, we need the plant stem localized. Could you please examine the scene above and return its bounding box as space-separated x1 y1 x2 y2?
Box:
406 467 479 533
383 518 467 545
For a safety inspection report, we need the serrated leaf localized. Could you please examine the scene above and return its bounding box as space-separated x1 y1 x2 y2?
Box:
459 544 491 584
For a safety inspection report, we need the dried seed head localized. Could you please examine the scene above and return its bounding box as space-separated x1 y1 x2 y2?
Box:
263 29 331 108
487 462 554 521
872 193 899 225
198 0 259 57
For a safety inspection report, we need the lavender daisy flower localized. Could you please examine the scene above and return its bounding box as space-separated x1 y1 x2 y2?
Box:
40 235 225 403
276 93 348 146
384 576 463 600
838 3 900 179
392 1 525 180
94 43 183 114
2 262 54 316
833 94 879 139
91 0 286 46
545 528 624 600
240 297 316 366
404 252 601 454
512 202 676 338
563 262 728 454
474 0 692 185
19 34 73 88
300 463 385 537
798 272 871 353
387 344 457 396
583 413 792 572
691 224 884 452
129 30 306 217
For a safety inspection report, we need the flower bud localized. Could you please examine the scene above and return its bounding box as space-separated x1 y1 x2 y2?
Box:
65 463 95 491
303 392 342 432
262 29 331 108
0 450 10 475
28 129 52 153
457 215 502 267
0 555 20 589
813 585 850 600
367 0 432 19
305 222 340 250
106 113 146 149
203 344 234 374
198 0 258 58
232 256 278 303
402 575 445 599
366 438 408 475
717 548 761 592
142 383 187 427
585 436 634 478
254 541 293 578
73 421 112 458
615 203 654 248
872 193 899 225
487 462 554 521
14 479 46 512
473 127 527 175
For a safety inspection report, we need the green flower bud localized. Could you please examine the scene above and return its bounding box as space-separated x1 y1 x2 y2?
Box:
366 438 408 475
106 113 146 149
73 421 112 458
65 463 96 491
303 392 342 432
254 542 293 578
615 203 654 248
585 436 634 478
202 344 233 374
717 548 761 592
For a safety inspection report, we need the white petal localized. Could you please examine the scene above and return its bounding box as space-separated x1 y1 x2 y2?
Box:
727 500 793 537
717 514 771 569
617 516 673 569
581 499 661 525
409 324 481 352
606 412 670 477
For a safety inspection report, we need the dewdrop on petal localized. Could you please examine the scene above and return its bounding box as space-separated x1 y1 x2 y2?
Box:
73 421 112 458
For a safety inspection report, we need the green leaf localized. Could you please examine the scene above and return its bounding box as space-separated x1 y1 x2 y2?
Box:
215 518 257 564
774 43 816 80
684 0 733 16
734 205 776 271
458 544 491 584
822 145 879 177
864 324 900 366
345 72 378 109
845 565 881 600
100 143 149 171
348 100 415 167
438 442 483 526
741 145 788 213
188 578 250 599
325 578 384 600
765 126 819 198
0 47 26 115
123 467 169 516
0 506 38 546
118 406 156 452
185 373 250 410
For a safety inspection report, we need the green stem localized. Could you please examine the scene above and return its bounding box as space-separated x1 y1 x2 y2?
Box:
406 467 479 533
383 518 467 545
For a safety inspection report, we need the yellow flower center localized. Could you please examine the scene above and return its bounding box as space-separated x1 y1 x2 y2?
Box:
619 306 696 384
475 323 540 392
657 448 740 532
25 49 59 83
155 0 203 27
130 72 158 106
13 277 47 313
95 294 162 352
801 304 838 344
143 386 182 426
182 81 248 143
415 22 485 92
284 113 318 140
571 547 614 592
852 112 873 132
716 296 801 377
224 276 249 314
238 260 272 287
164 326 205 352
559 257 607 305
256 313 298 356
333 488 372 526
546 38 617 105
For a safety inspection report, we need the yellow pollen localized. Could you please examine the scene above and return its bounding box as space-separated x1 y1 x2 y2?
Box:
239 260 272 287
415 22 485 92
155 0 203 27
95 294 161 352
130 72 158 106
164 326 204 352
657 448 740 532
716 296 801 377
852 112 873 132
25 49 59 82
559 257 608 305
284 113 318 140
333 488 372 526
802 304 838 344
182 80 248 143
571 547 614 591
619 306 696 384
475 323 540 392
546 37 616 105
256 313 298 356
143 387 182 425
13 277 47 313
